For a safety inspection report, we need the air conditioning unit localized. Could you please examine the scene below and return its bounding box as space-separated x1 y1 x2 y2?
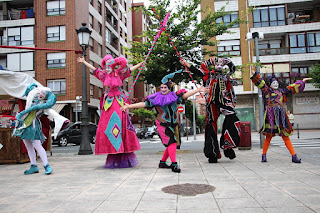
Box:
288 13 295 19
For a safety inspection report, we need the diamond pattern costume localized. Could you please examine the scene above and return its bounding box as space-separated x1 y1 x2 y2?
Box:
93 55 140 168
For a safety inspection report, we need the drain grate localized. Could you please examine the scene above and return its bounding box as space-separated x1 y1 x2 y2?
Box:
162 183 215 196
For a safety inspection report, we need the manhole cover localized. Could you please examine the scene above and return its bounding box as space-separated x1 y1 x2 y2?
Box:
162 183 215 196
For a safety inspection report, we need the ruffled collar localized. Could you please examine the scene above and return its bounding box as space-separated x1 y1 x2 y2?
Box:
147 91 178 107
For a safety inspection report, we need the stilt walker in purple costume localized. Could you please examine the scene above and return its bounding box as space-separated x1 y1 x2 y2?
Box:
180 58 241 163
121 70 208 173
77 55 144 168
250 68 312 163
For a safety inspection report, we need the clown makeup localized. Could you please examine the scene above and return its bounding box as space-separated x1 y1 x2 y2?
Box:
160 84 170 95
270 80 279 90
215 60 224 72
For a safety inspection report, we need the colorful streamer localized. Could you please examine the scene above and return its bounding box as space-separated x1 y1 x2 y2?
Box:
127 12 171 97
151 8 204 98
0 45 82 54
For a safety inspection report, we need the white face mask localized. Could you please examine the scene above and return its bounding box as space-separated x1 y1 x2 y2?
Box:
270 80 279 90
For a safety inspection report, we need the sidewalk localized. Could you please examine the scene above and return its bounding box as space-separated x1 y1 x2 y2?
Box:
1 130 320 212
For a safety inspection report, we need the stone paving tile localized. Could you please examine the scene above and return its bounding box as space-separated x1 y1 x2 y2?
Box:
177 197 218 210
255 195 304 208
53 200 103 212
220 207 267 213
216 197 261 209
264 206 316 213
135 199 177 211
95 200 140 211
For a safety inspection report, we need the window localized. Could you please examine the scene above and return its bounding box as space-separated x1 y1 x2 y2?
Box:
7 26 34 46
89 38 93 51
47 0 65 16
120 11 123 21
307 32 320 53
289 34 306 54
90 84 94 97
7 52 33 71
89 15 93 28
47 79 66 94
47 52 66 68
47 26 65 42
253 6 285 27
98 22 102 35
124 1 127 11
216 13 239 27
98 2 101 14
90 0 93 6
98 44 102 57
106 28 112 44
217 40 240 56
98 88 102 97
124 17 127 27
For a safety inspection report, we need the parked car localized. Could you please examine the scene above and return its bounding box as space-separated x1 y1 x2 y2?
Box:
136 127 148 139
52 122 97 146
145 126 158 138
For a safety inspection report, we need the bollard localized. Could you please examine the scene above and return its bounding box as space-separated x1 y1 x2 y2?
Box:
297 123 300 139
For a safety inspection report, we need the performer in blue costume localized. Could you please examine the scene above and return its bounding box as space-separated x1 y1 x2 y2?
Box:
13 83 56 175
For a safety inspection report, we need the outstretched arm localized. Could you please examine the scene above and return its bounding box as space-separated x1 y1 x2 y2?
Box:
180 59 191 68
77 56 96 71
120 102 146 111
130 62 145 72
182 86 209 99
303 77 312 82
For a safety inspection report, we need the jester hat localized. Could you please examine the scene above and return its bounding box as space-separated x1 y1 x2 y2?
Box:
161 69 183 89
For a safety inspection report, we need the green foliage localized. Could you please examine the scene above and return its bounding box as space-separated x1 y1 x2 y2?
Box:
309 63 320 88
196 115 206 132
126 0 246 86
133 108 156 127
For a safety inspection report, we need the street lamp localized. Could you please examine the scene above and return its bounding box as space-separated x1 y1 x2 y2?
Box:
75 96 81 122
247 32 265 148
76 23 93 155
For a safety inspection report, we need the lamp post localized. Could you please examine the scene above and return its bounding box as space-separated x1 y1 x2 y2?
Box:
247 32 265 148
76 23 93 155
75 96 81 122
191 86 196 140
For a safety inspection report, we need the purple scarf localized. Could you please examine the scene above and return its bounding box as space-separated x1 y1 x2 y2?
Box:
147 91 178 107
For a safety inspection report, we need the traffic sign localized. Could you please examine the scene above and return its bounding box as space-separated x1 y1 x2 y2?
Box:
177 105 185 114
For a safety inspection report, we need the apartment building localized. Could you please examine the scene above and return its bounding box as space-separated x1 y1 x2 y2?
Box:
201 0 320 130
0 0 132 123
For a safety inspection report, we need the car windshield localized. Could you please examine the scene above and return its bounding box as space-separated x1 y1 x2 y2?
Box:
147 127 154 132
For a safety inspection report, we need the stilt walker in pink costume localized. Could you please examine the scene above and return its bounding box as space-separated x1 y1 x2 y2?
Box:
77 55 144 168
121 70 208 173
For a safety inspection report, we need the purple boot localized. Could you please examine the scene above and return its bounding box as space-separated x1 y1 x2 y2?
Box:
261 154 267 162
292 154 301 163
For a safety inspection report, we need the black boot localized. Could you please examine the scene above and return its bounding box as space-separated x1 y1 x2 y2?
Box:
159 160 171 168
224 149 236 160
208 158 218 163
170 162 181 173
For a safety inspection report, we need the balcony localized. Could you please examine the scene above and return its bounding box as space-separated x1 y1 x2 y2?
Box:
259 47 289 56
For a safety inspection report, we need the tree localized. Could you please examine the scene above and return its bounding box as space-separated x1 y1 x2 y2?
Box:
309 63 320 88
133 108 156 127
196 115 206 132
127 0 245 86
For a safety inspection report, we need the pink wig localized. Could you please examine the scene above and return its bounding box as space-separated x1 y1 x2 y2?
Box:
101 55 127 72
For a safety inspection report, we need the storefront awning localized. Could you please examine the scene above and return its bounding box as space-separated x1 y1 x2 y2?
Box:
52 103 66 113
